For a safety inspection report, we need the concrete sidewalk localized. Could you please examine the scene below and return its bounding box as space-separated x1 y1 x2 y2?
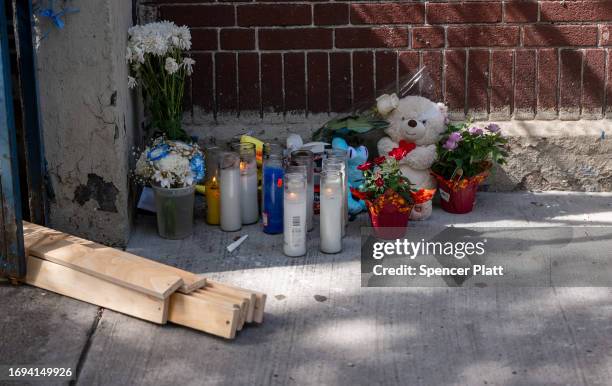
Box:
2 192 612 385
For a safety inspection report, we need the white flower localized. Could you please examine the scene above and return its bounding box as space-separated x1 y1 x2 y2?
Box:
182 57 195 75
128 76 137 89
165 57 180 74
376 93 400 115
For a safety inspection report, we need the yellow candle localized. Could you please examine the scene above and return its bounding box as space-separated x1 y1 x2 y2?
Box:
206 176 220 225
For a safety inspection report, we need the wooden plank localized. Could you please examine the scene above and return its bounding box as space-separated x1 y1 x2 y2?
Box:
25 255 168 324
168 292 240 339
207 281 266 323
23 222 206 297
193 289 247 330
201 286 253 324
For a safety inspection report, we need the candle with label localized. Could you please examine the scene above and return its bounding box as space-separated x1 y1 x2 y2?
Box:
322 158 347 237
262 151 284 234
219 151 241 232
325 150 349 231
233 143 259 225
290 150 314 231
319 170 343 254
283 172 307 257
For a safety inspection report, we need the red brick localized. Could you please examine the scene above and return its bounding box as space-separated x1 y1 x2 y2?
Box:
259 29 332 50
447 26 519 48
307 52 329 113
600 25 612 46
375 51 397 95
582 49 605 116
191 53 214 112
514 50 537 118
160 5 234 27
421 51 442 102
427 2 502 24
238 4 311 26
541 1 612 22
559 50 583 116
284 53 306 112
190 29 218 51
444 50 467 114
314 3 349 26
238 53 260 112
490 50 514 118
350 3 424 25
215 52 238 112
504 1 538 23
412 27 445 49
335 28 408 49
467 50 489 117
523 25 598 47
261 53 283 113
330 52 352 112
398 51 420 90
220 29 255 50
353 52 375 105
537 49 559 116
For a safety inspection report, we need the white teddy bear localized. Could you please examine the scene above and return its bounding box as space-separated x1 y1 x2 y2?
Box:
376 95 448 220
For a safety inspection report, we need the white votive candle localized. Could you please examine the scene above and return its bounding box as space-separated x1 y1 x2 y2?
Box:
283 173 307 257
320 171 343 254
290 150 314 232
240 161 259 224
233 143 259 225
219 152 242 232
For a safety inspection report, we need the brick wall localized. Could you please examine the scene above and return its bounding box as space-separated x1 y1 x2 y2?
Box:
142 1 612 121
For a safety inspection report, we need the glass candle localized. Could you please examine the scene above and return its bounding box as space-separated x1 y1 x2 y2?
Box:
205 146 220 225
219 151 241 232
319 170 343 254
290 150 314 231
325 150 349 229
283 173 307 257
322 158 347 237
232 143 259 225
262 153 284 234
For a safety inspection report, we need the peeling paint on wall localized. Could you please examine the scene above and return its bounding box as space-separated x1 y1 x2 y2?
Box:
73 174 119 212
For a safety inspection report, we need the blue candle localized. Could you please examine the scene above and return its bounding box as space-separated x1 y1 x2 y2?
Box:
262 162 284 234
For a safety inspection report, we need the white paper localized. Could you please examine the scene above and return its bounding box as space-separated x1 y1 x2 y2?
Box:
137 186 156 212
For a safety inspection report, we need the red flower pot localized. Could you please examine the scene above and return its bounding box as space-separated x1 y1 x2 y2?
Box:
367 200 412 240
433 170 489 214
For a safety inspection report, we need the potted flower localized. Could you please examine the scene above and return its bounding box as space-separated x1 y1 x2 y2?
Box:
127 21 195 140
354 149 434 239
431 122 508 214
135 137 205 239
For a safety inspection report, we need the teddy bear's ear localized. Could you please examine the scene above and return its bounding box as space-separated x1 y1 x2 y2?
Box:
436 102 448 116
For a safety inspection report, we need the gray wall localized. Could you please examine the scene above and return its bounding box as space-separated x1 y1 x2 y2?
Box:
37 0 136 246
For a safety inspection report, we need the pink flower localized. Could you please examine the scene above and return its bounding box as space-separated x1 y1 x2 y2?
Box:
486 123 501 133
443 132 462 151
443 139 459 151
449 132 462 142
469 126 484 136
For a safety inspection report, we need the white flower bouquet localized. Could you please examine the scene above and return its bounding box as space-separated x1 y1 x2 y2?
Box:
127 21 195 140
135 137 205 189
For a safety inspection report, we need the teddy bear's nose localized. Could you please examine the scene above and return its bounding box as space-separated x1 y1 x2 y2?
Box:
408 119 418 128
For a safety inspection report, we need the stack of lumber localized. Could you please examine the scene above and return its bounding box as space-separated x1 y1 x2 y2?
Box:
22 222 265 339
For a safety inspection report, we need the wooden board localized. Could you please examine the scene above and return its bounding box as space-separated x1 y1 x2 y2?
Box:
193 289 247 330
207 281 267 323
25 255 169 324
168 292 240 339
23 222 206 298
